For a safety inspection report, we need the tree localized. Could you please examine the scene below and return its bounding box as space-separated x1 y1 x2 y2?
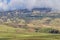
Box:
49 29 59 34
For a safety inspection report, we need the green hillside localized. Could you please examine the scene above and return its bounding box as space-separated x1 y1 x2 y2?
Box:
0 25 26 33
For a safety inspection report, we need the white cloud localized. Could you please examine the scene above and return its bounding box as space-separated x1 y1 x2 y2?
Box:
24 0 36 9
0 0 60 11
0 1 8 11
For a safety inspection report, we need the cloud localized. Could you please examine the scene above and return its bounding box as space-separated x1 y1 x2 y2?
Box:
0 0 9 11
0 0 60 11
9 0 24 9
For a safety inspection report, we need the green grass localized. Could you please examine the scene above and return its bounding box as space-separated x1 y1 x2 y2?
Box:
0 25 60 40
0 33 60 40
0 24 26 33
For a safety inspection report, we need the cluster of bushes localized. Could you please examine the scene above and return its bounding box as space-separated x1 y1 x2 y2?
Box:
33 27 60 34
49 29 60 34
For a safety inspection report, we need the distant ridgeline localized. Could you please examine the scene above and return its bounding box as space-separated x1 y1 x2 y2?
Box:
32 8 51 12
0 7 60 22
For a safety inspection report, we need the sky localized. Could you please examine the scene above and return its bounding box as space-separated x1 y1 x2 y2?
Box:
0 0 60 11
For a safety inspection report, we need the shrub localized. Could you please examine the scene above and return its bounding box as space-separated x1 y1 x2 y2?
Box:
49 29 60 34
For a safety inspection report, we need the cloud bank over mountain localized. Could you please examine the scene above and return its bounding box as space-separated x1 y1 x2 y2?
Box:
0 0 60 11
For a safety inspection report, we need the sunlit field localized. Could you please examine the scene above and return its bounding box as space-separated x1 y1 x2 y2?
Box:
0 25 60 40
0 32 60 40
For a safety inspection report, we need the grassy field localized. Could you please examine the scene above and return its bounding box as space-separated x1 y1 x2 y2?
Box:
0 25 60 40
0 32 60 40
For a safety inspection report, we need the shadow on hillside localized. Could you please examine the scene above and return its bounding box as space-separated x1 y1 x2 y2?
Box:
0 38 11 40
